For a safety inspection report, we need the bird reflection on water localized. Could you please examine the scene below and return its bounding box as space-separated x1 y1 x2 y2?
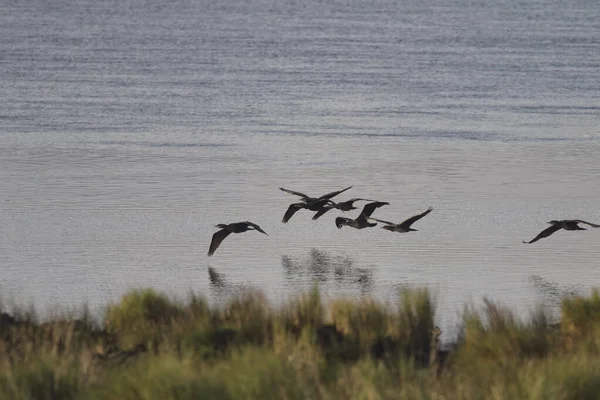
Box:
207 267 253 302
528 275 583 307
281 248 374 295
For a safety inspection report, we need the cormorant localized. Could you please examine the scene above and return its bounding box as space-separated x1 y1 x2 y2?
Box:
335 201 389 229
523 219 600 244
208 221 268 256
369 207 433 233
312 198 376 220
280 186 352 223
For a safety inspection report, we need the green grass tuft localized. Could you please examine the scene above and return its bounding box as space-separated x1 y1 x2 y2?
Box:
1 286 600 399
561 288 600 341
104 289 183 348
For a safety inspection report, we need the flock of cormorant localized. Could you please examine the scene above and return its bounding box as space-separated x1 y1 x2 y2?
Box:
207 185 599 256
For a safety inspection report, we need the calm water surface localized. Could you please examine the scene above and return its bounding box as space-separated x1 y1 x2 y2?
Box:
1 0 599 335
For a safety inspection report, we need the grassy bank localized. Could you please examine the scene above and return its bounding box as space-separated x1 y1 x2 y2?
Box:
1 286 599 399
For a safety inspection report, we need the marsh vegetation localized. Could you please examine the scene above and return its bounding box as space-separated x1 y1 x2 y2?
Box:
1 281 600 399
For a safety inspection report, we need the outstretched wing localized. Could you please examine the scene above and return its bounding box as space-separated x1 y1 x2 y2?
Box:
245 222 268 235
208 229 232 256
359 201 389 219
523 224 562 244
574 220 600 228
317 186 353 200
312 205 333 220
367 217 395 226
279 187 310 200
282 203 305 223
399 207 433 228
344 198 375 203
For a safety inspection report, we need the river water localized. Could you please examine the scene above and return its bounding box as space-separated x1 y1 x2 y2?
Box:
1 0 599 335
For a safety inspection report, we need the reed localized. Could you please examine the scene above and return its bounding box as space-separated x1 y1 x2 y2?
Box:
0 286 599 399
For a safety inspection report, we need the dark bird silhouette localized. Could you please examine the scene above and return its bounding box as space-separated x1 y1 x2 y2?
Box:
523 219 600 244
335 201 389 229
282 200 331 223
208 221 268 256
280 186 352 223
280 186 353 203
369 207 433 233
312 198 376 220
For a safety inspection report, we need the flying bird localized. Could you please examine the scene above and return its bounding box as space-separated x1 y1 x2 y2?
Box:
280 185 353 223
207 221 268 256
282 199 333 223
335 201 389 229
369 207 433 233
312 198 376 220
523 219 600 244
279 186 353 203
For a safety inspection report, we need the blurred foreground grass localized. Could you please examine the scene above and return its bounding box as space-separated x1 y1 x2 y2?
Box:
1 286 599 399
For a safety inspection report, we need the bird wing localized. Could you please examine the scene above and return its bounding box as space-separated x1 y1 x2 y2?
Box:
282 203 305 223
307 198 335 207
345 198 376 203
208 229 232 256
312 205 333 220
523 224 562 244
245 222 268 235
279 187 310 199
574 220 600 228
367 217 395 225
317 186 353 200
359 201 389 219
399 207 433 228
